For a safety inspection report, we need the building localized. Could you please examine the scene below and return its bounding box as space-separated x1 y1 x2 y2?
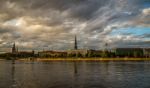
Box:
38 50 67 57
16 51 35 57
143 48 150 58
67 49 88 57
66 35 88 57
88 50 104 57
12 43 18 54
115 48 144 57
11 43 35 57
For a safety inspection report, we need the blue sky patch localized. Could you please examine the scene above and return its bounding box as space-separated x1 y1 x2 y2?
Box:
143 1 150 8
111 27 150 36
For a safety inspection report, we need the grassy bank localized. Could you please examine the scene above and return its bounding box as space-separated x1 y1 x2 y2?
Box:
19 58 150 61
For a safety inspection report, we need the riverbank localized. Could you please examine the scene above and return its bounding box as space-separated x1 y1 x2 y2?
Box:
18 58 150 61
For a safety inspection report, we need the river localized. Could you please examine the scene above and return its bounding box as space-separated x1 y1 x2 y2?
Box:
0 60 150 88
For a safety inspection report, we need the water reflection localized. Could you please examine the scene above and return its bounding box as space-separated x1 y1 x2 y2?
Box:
10 60 16 88
0 61 150 88
74 62 77 74
10 59 21 88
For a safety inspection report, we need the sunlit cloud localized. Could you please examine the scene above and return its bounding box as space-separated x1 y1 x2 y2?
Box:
0 0 149 52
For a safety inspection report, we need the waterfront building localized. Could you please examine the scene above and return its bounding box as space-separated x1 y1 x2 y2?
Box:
114 48 144 57
17 51 34 57
87 50 104 57
12 43 17 54
143 48 150 58
38 50 67 57
67 35 88 57
11 43 35 57
67 49 88 57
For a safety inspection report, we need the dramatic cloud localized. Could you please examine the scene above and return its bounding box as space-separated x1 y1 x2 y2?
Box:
0 0 149 52
143 8 150 15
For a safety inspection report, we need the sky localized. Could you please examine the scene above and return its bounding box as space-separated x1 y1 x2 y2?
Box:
0 0 150 52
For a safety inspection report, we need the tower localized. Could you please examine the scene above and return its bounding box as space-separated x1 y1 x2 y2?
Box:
74 35 78 50
12 43 16 53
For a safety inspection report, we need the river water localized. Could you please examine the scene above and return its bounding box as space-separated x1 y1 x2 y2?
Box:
0 60 150 88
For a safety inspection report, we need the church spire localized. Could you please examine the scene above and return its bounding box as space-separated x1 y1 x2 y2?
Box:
12 42 16 53
74 35 77 50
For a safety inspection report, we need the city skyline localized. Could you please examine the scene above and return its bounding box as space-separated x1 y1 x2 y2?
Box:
0 0 149 52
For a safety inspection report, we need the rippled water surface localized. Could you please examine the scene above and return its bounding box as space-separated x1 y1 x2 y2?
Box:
0 60 150 88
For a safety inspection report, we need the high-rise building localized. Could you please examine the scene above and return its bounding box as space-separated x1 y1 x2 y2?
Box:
74 35 77 50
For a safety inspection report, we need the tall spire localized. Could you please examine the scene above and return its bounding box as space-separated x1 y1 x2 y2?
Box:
12 42 16 53
74 35 77 50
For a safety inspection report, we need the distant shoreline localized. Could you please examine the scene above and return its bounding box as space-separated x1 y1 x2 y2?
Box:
1 58 150 61
17 58 150 61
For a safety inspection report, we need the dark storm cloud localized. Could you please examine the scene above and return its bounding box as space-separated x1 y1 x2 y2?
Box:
8 0 110 20
0 0 149 52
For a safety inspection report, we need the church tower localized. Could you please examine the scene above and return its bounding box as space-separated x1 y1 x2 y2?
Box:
74 35 78 50
12 43 16 53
